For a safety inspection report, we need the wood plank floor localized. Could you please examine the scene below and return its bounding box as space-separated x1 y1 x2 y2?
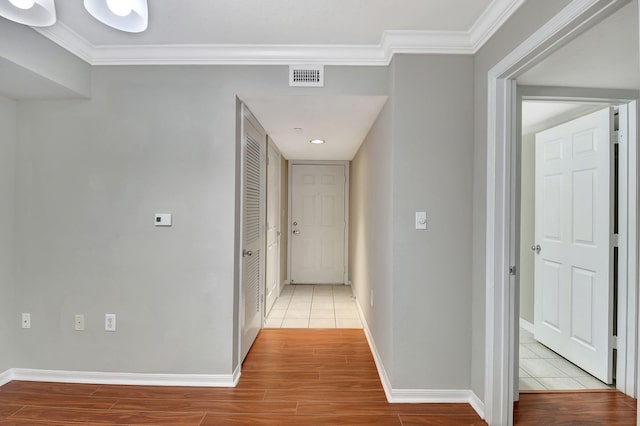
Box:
515 390 637 425
0 329 484 425
0 329 635 425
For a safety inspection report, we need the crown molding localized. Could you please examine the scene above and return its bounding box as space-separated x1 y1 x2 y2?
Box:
469 0 528 51
33 0 524 65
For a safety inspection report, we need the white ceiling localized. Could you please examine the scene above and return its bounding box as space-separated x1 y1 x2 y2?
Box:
521 102 605 135
242 96 388 160
517 0 639 90
29 0 527 64
57 0 493 46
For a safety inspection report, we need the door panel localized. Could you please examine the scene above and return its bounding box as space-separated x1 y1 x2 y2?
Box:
265 141 281 315
240 108 266 362
533 107 613 383
290 164 346 284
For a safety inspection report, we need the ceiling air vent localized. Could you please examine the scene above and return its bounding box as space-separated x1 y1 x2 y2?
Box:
289 65 324 87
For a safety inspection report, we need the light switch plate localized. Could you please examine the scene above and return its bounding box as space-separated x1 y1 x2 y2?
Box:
155 213 172 227
415 212 427 230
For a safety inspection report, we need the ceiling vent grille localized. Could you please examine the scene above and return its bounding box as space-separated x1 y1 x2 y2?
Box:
289 65 324 87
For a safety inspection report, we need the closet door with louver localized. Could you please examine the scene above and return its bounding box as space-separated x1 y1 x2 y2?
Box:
240 107 266 362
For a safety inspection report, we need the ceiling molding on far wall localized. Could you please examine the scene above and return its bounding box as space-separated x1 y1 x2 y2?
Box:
32 0 526 66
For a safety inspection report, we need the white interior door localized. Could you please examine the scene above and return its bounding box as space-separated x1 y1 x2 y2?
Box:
240 107 266 362
290 164 346 284
533 107 613 383
265 140 281 314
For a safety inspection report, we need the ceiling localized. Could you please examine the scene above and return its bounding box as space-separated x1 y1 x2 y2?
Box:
29 0 526 65
242 96 388 160
57 0 493 45
521 102 605 135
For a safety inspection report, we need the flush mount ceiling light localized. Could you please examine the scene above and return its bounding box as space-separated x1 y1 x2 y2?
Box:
310 139 326 145
0 0 56 27
84 0 148 33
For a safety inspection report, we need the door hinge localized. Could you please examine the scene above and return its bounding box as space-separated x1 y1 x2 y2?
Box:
613 130 625 145
509 266 517 276
611 234 620 247
611 335 618 350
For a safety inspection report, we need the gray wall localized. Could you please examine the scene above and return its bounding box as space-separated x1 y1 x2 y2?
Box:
0 19 91 98
351 54 475 390
13 65 387 375
519 133 535 324
0 95 17 372
350 89 394 379
390 54 474 389
471 0 574 399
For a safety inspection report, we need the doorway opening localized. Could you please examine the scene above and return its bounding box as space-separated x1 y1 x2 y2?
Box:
483 0 639 424
237 95 387 362
517 99 631 392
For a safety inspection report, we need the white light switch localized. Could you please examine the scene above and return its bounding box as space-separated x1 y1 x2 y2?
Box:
415 212 427 230
155 213 172 227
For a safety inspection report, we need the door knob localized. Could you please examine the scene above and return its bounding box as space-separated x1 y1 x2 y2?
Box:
243 249 253 257
531 244 541 254
292 230 300 235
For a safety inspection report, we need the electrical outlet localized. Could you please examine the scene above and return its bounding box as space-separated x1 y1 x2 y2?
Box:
75 314 85 331
105 314 116 332
22 313 31 329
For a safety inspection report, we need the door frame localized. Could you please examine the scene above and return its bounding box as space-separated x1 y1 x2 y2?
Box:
287 160 350 285
517 86 639 396
483 0 637 424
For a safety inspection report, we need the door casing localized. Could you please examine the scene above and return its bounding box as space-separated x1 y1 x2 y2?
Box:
484 1 638 424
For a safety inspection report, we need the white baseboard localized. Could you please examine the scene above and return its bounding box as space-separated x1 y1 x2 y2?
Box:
9 368 238 387
355 299 485 420
469 391 486 419
0 369 13 386
355 302 393 401
520 318 534 333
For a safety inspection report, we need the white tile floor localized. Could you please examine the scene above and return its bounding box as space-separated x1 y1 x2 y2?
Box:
519 327 613 391
265 284 362 329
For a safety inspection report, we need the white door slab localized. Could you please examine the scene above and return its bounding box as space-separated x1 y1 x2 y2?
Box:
534 107 613 384
265 140 281 314
290 164 346 284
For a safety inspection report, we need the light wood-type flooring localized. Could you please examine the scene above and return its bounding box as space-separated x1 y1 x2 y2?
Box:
0 329 635 425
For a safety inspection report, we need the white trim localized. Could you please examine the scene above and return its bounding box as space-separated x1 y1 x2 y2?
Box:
469 0 528 51
355 300 485 419
31 1 525 66
355 299 393 401
519 318 534 334
7 367 238 387
0 369 13 386
484 1 632 425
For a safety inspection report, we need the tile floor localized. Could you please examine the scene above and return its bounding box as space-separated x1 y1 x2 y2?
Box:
519 327 613 391
265 284 363 329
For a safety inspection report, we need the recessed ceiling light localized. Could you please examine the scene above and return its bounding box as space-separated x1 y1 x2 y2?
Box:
310 139 325 145
293 127 303 133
